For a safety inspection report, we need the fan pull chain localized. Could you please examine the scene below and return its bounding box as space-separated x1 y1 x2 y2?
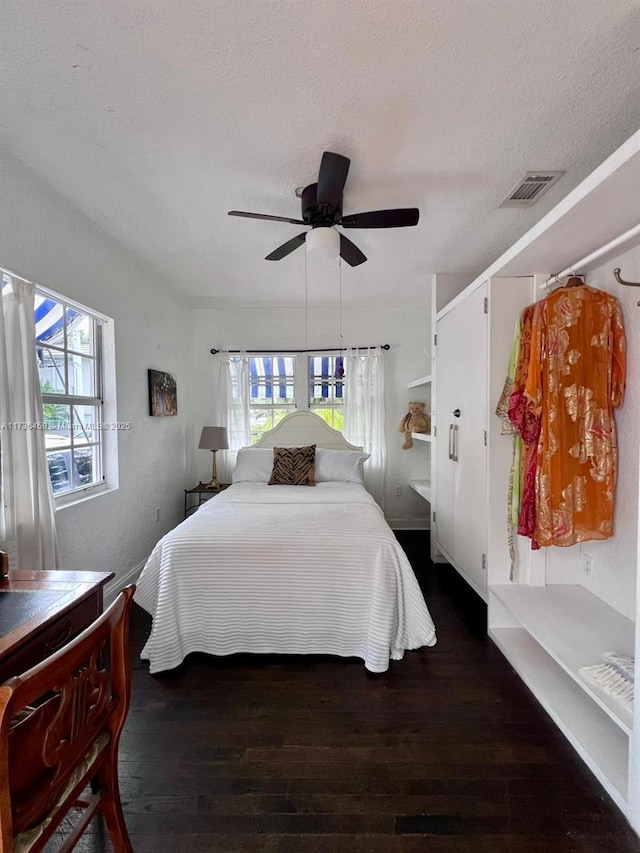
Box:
337 256 345 378
339 256 343 352
304 245 309 352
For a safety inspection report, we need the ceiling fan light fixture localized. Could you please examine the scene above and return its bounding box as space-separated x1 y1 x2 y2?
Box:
306 226 339 261
229 151 418 266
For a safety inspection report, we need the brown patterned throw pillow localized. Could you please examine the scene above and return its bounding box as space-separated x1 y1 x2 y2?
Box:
268 445 316 486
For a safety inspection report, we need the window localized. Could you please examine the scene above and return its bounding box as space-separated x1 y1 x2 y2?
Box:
248 357 296 444
246 354 345 442
36 291 105 497
308 355 344 430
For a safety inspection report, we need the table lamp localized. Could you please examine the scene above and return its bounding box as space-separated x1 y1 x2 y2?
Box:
198 426 229 488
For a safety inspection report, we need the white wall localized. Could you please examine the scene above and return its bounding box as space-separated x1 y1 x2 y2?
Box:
192 301 432 527
0 150 196 587
544 241 640 620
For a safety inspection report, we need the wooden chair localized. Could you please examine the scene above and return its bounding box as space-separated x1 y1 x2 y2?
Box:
0 585 135 853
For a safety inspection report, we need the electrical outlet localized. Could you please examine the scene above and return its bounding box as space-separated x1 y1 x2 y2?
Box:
394 485 402 496
582 554 594 578
154 507 161 523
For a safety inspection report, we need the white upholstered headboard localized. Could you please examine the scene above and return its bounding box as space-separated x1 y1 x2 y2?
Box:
253 411 362 451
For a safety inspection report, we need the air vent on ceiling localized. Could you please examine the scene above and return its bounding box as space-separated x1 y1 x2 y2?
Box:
499 170 565 208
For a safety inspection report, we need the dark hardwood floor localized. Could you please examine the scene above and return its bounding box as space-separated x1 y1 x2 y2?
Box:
66 532 640 852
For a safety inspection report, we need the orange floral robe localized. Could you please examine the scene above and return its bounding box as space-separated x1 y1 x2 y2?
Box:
525 285 626 547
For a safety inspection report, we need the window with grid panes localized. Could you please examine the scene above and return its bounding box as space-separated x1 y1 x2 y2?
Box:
248 356 296 444
308 355 344 430
35 290 105 497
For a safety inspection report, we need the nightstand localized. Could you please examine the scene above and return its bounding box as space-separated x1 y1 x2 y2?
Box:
184 483 230 518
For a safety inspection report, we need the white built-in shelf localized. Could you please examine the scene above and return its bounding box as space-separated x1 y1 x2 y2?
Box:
408 479 431 502
491 627 629 811
407 374 431 389
491 584 634 734
411 432 432 443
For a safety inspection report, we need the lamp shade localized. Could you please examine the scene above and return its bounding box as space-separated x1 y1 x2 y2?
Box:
198 426 229 450
306 226 339 261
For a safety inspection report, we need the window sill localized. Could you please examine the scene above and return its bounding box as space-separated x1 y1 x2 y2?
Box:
54 482 118 511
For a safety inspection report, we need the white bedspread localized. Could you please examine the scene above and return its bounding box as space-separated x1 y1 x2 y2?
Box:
134 482 436 673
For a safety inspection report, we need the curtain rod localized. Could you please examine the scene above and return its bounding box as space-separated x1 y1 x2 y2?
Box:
210 344 390 355
541 223 640 289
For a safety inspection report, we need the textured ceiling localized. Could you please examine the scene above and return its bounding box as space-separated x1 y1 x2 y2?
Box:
1 0 639 307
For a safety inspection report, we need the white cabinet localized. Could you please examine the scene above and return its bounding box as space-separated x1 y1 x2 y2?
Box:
428 272 475 561
405 375 432 503
434 283 488 597
433 277 530 600
433 127 640 832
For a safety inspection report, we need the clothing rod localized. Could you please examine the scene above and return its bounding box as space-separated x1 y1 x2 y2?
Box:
541 223 640 289
210 344 390 355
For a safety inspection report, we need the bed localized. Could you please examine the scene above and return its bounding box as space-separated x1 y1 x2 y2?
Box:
134 411 436 673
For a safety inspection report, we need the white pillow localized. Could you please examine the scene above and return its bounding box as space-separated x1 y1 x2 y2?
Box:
231 447 274 483
232 445 370 484
315 448 370 483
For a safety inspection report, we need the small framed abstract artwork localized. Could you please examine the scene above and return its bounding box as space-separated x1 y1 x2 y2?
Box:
148 369 178 416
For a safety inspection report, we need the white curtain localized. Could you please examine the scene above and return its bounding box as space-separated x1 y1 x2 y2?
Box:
212 352 251 483
0 275 59 569
344 346 386 509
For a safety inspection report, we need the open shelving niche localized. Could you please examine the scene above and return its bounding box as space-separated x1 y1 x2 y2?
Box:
432 128 640 828
490 584 633 811
406 374 432 503
407 374 431 389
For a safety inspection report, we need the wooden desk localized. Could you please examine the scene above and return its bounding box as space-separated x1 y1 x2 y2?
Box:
0 570 113 684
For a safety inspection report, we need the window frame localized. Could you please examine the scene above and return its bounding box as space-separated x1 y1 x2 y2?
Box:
247 352 345 443
36 287 108 502
248 355 297 444
307 354 345 431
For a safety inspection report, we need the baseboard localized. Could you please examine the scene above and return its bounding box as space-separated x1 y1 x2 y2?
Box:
103 558 147 606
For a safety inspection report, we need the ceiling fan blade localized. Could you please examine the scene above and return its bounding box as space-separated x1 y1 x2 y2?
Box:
339 208 420 228
265 232 307 261
316 152 350 212
228 210 305 225
339 234 367 267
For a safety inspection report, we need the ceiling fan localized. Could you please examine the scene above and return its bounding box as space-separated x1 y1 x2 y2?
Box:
228 151 419 267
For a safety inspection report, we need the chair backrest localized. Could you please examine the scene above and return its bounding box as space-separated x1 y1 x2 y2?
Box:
0 585 135 852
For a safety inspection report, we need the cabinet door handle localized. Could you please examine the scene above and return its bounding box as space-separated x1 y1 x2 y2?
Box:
452 425 459 462
448 424 454 460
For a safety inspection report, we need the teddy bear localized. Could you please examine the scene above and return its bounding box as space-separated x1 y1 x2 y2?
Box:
399 401 431 449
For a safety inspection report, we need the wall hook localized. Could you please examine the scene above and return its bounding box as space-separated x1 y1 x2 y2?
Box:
613 268 640 288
